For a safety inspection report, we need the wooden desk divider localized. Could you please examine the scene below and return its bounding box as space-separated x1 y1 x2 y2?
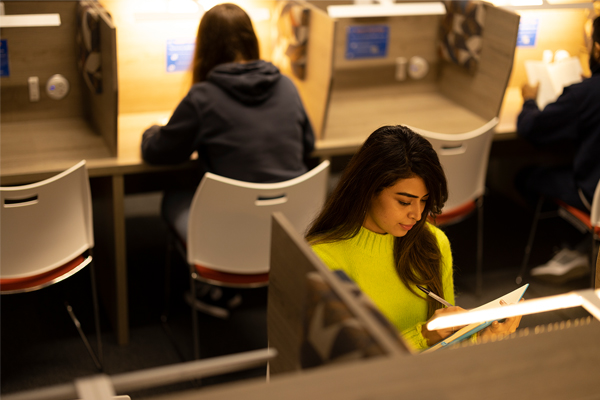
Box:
0 1 118 158
267 212 410 376
277 1 520 155
80 0 119 157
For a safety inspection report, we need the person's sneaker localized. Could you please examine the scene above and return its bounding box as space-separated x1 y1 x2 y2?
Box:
184 285 242 319
530 247 590 284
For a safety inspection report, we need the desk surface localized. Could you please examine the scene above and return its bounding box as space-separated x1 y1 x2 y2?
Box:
0 111 179 185
150 321 600 400
313 85 522 158
0 88 524 184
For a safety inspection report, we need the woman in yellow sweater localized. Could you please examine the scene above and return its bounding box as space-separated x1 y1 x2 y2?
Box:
306 125 521 351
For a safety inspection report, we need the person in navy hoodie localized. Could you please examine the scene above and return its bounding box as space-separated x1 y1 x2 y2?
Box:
516 16 600 283
142 3 314 316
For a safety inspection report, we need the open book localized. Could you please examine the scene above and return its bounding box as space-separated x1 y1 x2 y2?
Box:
524 57 582 110
423 284 529 353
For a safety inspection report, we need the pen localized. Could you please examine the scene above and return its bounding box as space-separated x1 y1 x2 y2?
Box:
416 285 454 307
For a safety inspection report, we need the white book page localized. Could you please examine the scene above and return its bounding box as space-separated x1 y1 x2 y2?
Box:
525 57 583 110
524 60 559 110
548 56 583 91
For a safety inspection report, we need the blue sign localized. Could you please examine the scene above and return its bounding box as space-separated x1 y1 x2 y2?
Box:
517 17 539 47
346 25 389 60
166 38 195 73
1 40 9 77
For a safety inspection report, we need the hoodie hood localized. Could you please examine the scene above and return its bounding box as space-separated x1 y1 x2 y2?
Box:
207 60 281 105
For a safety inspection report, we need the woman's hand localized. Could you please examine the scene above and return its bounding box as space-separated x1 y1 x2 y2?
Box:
521 83 539 101
421 306 467 346
478 299 524 340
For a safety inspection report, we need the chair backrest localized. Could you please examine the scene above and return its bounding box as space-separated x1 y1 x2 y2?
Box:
591 180 600 230
0 161 94 279
408 118 498 212
187 161 330 275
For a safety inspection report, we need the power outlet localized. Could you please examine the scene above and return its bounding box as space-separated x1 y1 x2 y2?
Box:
28 76 40 102
46 74 70 100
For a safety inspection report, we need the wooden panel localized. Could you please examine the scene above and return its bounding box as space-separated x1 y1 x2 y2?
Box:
90 174 129 345
0 2 85 122
0 118 112 185
332 14 441 71
323 83 487 144
0 112 197 186
509 8 591 88
268 213 316 374
437 4 521 121
83 1 119 156
277 2 335 140
155 320 600 400
268 212 409 376
101 0 277 115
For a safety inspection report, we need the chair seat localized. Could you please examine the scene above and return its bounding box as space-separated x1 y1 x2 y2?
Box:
194 265 269 286
0 255 89 294
556 200 600 234
433 200 477 226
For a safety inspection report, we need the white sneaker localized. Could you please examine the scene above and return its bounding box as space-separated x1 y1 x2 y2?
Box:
530 248 590 284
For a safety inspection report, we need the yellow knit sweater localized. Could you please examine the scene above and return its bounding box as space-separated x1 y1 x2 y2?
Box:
311 223 454 351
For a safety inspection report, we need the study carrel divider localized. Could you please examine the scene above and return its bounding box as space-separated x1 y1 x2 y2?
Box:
0 0 118 178
278 1 520 158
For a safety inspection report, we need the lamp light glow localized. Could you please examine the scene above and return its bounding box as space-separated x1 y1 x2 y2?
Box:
426 291 596 331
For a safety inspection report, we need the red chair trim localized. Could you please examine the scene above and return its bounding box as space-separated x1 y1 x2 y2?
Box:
555 200 593 231
431 201 477 226
0 255 88 294
194 265 269 285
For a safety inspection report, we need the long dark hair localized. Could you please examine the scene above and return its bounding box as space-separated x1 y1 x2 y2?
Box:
192 3 260 83
306 125 449 318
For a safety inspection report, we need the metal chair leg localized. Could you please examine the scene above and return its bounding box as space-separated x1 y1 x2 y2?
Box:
190 269 200 360
64 255 103 371
516 196 545 285
88 257 103 368
65 260 103 371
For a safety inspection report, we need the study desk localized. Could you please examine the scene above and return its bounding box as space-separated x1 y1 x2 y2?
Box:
0 90 525 345
312 85 522 159
150 320 600 400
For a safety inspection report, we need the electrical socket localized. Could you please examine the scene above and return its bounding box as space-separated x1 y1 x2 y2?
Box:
28 76 40 102
46 74 69 100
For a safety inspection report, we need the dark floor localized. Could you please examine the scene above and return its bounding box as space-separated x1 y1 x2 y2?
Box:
0 176 593 399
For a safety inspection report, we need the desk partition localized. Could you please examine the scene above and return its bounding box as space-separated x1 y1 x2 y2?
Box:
0 1 118 159
276 1 520 159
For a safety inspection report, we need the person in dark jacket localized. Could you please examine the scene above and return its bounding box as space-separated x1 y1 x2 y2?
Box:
141 3 315 316
515 16 600 283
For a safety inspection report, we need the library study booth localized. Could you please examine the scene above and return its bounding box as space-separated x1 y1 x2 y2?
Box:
1 0 599 352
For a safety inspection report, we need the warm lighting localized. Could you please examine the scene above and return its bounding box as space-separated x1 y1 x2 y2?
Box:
167 0 200 14
427 289 600 331
487 0 544 6
328 2 445 18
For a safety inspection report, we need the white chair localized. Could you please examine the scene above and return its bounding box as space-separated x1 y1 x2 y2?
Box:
516 180 600 287
169 161 330 359
408 118 499 296
0 160 103 370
